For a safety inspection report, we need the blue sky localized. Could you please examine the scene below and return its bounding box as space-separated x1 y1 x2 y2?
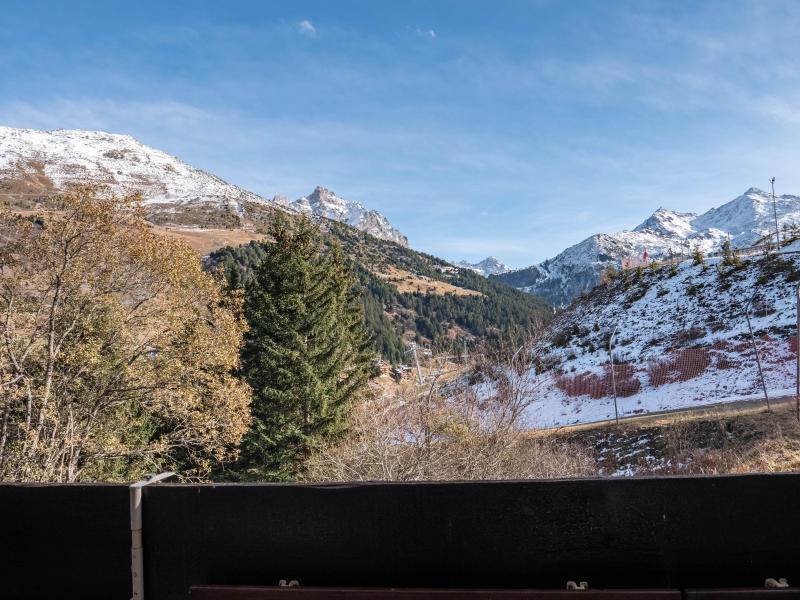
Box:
3 1 800 267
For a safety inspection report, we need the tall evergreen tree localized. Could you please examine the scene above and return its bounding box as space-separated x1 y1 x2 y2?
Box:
234 216 374 480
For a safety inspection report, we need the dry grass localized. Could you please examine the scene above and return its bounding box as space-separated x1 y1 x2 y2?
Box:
555 400 800 476
375 266 482 297
0 163 58 204
7 209 264 256
154 226 264 255
305 393 595 482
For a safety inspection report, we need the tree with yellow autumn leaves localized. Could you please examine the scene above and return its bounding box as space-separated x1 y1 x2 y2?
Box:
0 187 251 482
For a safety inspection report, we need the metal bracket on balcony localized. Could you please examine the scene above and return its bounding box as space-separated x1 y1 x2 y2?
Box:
130 471 176 600
567 581 589 590
765 578 789 589
279 580 300 587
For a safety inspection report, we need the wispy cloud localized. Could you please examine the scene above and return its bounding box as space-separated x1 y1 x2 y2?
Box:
414 28 436 39
297 20 317 37
0 98 210 133
755 96 800 125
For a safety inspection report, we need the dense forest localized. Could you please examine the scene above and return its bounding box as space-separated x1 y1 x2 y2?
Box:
209 219 554 362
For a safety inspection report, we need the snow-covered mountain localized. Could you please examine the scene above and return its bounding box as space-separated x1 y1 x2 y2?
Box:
494 188 800 306
455 256 510 277
0 126 409 244
0 126 266 223
278 186 408 247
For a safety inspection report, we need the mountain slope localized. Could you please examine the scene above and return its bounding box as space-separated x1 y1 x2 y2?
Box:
515 248 800 427
0 126 408 244
0 125 553 360
494 188 800 306
210 221 554 362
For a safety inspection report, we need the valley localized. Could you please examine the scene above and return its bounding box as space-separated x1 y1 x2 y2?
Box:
6 125 800 430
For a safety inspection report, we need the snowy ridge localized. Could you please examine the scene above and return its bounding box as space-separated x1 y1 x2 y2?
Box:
0 126 409 245
0 126 265 215
497 188 800 306
455 256 510 277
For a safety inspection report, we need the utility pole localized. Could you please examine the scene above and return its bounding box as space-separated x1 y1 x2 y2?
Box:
771 177 780 248
796 284 800 421
409 342 423 385
609 325 619 426
462 337 469 365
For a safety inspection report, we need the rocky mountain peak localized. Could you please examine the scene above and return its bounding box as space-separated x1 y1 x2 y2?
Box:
634 207 697 238
290 187 408 247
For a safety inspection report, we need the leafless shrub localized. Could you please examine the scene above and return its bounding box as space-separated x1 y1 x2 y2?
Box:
305 347 595 481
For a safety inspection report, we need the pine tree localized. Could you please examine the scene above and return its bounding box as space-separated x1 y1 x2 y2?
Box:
602 264 619 284
227 263 243 291
692 248 704 266
234 216 374 480
719 240 742 269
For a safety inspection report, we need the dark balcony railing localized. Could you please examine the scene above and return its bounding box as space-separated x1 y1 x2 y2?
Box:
1 474 799 600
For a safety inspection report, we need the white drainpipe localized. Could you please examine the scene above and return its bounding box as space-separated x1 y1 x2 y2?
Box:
130 472 175 600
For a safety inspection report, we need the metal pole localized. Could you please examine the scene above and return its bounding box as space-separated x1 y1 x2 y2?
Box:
771 177 779 248
609 325 619 425
130 472 175 600
796 284 800 421
746 294 770 411
410 342 423 385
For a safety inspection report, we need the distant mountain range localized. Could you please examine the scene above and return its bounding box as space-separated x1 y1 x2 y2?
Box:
8 126 799 315
455 256 510 277
0 126 408 245
493 187 800 306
